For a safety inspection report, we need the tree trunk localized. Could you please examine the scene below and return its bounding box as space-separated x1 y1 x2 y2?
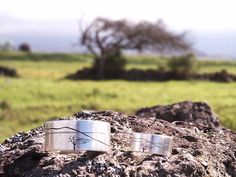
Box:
94 57 106 80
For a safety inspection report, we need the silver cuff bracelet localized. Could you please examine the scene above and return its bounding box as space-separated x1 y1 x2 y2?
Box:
131 132 173 156
44 120 111 152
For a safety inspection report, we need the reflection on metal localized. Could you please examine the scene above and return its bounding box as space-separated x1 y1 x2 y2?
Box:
44 120 111 152
131 132 173 156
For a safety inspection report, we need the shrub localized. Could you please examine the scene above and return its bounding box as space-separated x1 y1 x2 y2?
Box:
18 43 31 52
0 41 14 52
0 100 10 110
93 50 126 79
168 53 197 75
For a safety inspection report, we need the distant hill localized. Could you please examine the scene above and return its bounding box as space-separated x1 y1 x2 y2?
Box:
193 31 236 59
0 33 80 53
1 31 236 59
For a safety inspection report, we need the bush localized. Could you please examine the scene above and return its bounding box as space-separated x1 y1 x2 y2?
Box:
93 50 126 79
0 100 10 110
168 53 197 75
0 41 14 52
18 43 31 52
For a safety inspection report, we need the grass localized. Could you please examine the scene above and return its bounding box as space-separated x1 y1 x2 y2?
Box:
0 52 236 142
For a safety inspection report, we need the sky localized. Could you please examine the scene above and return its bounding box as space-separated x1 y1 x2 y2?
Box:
1 0 236 32
0 0 236 57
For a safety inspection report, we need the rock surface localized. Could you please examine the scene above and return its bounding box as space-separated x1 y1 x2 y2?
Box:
136 101 220 128
1 101 236 177
0 65 18 77
67 68 236 82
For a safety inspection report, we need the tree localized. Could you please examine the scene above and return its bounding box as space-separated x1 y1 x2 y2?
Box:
68 135 90 150
18 43 31 52
80 17 191 79
69 135 78 150
0 41 14 52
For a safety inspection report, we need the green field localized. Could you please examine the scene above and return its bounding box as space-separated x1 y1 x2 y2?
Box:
0 53 236 142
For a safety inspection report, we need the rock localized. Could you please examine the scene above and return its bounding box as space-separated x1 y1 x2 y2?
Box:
195 70 236 82
66 68 236 82
136 101 220 128
0 65 18 77
0 102 236 177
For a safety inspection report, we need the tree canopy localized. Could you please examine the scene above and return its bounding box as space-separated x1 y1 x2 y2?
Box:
81 17 191 56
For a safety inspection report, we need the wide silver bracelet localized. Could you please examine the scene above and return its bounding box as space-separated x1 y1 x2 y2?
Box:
44 120 111 152
44 120 173 156
131 132 173 156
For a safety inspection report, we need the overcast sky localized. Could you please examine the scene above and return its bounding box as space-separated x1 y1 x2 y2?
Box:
1 0 236 57
1 0 236 33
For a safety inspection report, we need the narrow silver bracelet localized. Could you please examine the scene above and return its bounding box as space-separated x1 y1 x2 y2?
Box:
131 132 173 156
44 120 111 152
